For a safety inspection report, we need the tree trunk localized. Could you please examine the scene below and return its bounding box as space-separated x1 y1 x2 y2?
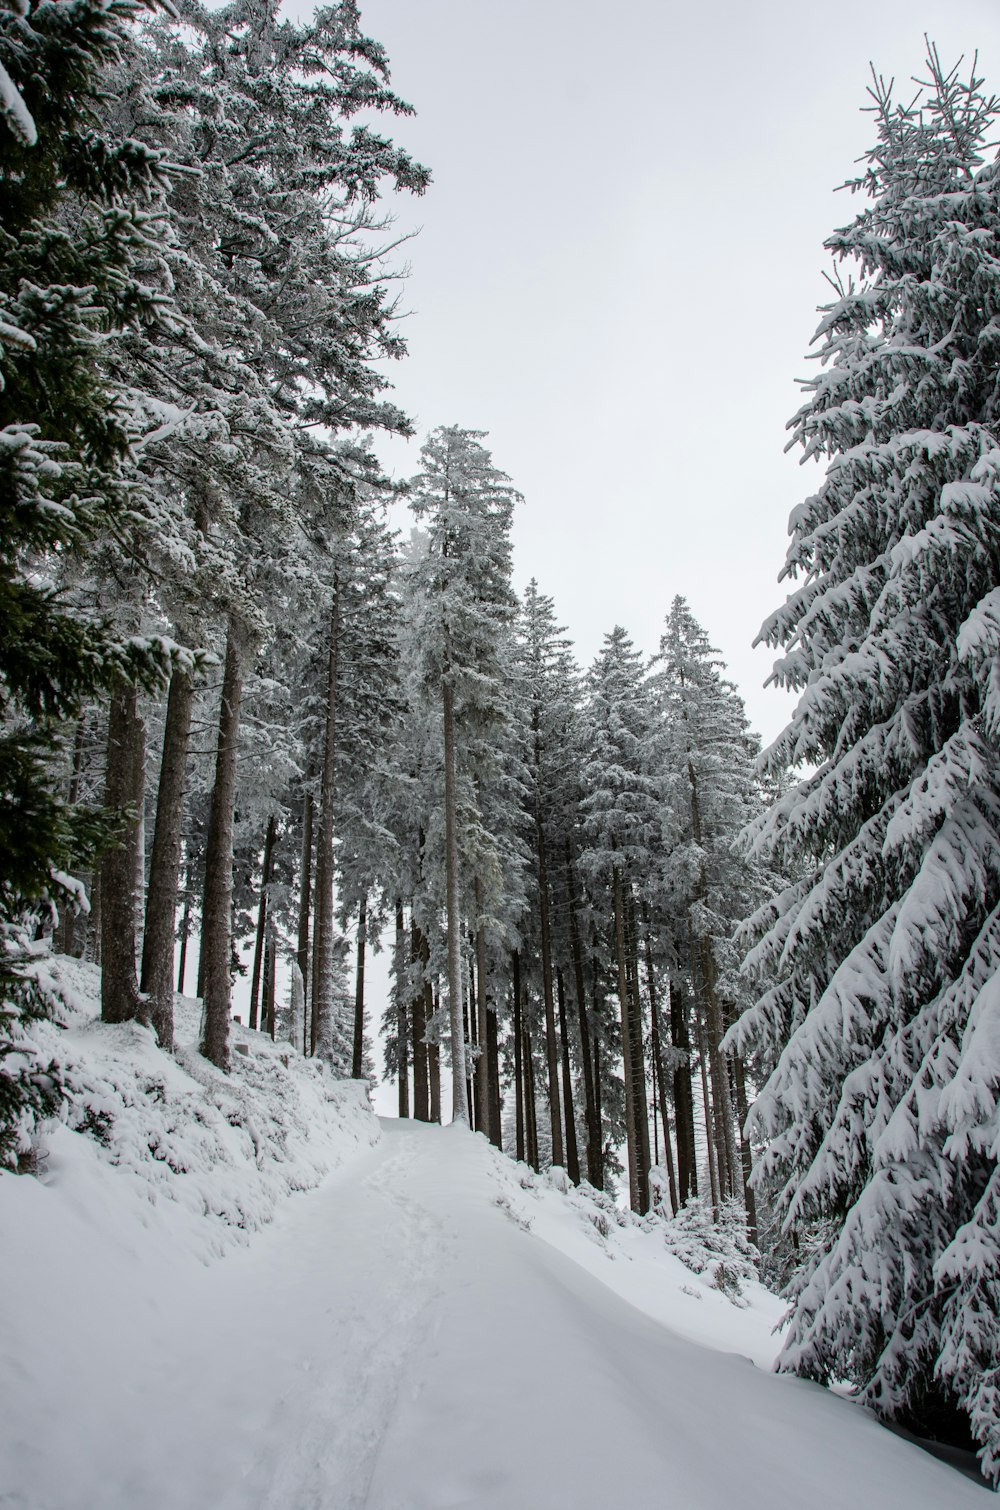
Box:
644 929 678 1214
394 900 409 1117
624 883 652 1209
411 916 429 1122
140 665 193 1049
264 915 277 1040
697 1008 721 1220
177 849 193 995
535 814 564 1168
101 682 145 1025
297 790 313 1054
442 673 469 1124
524 1023 539 1171
200 622 244 1072
670 980 698 1203
612 864 641 1211
474 878 490 1137
566 846 599 1186
733 1053 759 1246
556 969 580 1183
486 996 502 1148
513 950 525 1162
59 716 87 955
249 813 278 1032
351 894 368 1078
311 579 339 1059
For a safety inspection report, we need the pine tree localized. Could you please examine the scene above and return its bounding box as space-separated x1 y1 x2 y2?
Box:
407 427 522 1125
731 47 1000 1475
0 0 180 1162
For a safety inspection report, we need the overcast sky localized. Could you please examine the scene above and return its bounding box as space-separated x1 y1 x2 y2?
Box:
321 0 1000 749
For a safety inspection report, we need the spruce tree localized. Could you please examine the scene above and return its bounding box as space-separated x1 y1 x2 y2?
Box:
0 0 178 1161
731 47 1000 1475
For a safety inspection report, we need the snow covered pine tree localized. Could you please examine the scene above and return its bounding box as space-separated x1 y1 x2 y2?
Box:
0 0 175 1162
730 46 1000 1476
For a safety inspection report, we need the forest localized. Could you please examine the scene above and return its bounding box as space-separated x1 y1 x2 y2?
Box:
2 0 1000 1498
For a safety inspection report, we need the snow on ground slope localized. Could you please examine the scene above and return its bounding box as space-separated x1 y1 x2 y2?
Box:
0 965 991 1509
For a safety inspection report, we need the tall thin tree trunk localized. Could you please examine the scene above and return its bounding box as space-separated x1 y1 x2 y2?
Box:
394 900 409 1117
311 579 339 1059
592 1026 603 1187
101 682 145 1025
536 815 564 1167
556 968 580 1183
671 980 698 1203
249 814 278 1032
474 878 490 1137
429 1012 441 1124
566 847 599 1185
297 790 313 1053
513 950 525 1162
59 716 87 955
486 1000 502 1147
140 665 193 1049
411 916 429 1122
613 864 641 1210
644 929 678 1214
200 624 244 1071
733 1054 759 1245
264 916 277 1040
351 894 368 1078
176 853 192 996
697 1009 721 1220
524 1023 539 1171
442 674 469 1124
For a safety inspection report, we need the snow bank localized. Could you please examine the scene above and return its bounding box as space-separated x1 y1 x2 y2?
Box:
3 955 380 1264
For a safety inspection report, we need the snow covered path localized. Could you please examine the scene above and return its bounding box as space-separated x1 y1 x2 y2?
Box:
3 1118 990 1509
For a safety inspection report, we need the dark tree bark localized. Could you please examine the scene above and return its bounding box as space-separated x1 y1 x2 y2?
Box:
556 968 580 1184
351 893 367 1078
264 917 277 1040
101 682 145 1025
512 950 525 1162
613 864 651 1211
536 816 564 1167
644 928 678 1214
200 622 244 1072
394 900 409 1117
249 813 278 1032
176 850 193 995
140 666 193 1049
442 673 469 1123
566 847 600 1186
486 998 502 1148
297 790 313 1053
473 878 490 1138
670 979 698 1204
411 915 429 1122
523 1022 539 1171
311 579 339 1058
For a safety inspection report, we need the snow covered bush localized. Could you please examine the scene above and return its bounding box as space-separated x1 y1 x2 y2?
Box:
659 1197 760 1304
729 46 1000 1476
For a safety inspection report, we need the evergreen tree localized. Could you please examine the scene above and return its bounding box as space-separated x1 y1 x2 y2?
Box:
407 427 522 1125
0 0 180 1162
731 47 1000 1475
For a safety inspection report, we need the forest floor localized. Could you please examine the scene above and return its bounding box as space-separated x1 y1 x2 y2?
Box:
0 965 992 1509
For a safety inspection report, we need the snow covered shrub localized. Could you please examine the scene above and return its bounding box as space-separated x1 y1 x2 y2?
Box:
661 1196 760 1302
0 936 63 1169
730 46 1000 1477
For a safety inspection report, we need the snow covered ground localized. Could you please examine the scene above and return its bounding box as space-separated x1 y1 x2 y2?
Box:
0 964 991 1508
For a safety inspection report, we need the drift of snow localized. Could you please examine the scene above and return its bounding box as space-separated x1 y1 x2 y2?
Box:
0 962 989 1508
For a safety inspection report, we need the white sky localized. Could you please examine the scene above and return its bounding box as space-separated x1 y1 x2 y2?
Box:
338 0 1000 748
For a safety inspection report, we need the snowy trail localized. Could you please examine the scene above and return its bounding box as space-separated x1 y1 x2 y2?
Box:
3 1118 990 1510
